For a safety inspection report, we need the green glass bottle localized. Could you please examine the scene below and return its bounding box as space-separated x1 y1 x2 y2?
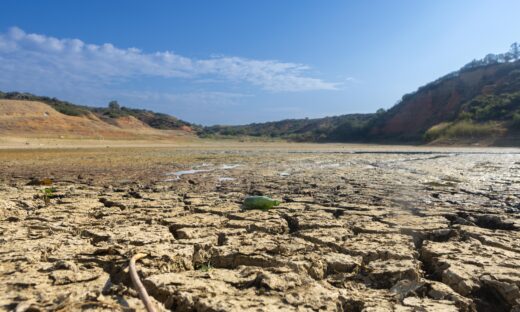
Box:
243 196 281 211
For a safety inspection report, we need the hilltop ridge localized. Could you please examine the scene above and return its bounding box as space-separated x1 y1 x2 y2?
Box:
0 98 195 140
0 91 197 133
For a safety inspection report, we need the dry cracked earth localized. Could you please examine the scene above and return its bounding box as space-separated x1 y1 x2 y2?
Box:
1 146 520 311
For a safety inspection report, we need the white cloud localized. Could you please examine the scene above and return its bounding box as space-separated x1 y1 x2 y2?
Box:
0 26 338 92
118 90 251 108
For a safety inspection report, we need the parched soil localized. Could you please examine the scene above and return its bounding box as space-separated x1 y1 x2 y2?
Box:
0 144 519 311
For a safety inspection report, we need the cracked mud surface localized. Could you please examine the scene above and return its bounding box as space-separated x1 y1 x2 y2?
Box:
0 145 519 311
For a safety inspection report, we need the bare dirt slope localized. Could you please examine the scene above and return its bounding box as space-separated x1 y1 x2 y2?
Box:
0 100 193 140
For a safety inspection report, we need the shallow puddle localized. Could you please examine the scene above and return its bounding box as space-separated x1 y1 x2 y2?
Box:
166 169 212 180
218 177 235 182
221 164 242 169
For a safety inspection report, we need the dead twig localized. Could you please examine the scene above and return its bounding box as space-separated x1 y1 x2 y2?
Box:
129 253 156 312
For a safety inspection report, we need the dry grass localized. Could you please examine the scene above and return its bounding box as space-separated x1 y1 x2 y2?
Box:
424 120 506 141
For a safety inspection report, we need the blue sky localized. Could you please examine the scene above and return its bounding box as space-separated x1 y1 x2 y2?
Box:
0 0 519 125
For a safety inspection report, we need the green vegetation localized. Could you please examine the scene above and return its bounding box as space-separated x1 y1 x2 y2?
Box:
92 101 198 130
460 92 520 122
196 261 213 272
201 113 375 142
41 187 57 206
108 100 121 111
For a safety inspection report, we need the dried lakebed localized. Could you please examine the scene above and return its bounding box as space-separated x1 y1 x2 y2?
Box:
0 147 519 311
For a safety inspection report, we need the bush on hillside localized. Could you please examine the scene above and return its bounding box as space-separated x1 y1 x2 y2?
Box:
424 120 504 141
460 92 520 122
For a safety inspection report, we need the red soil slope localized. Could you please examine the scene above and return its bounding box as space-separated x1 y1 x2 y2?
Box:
370 61 520 140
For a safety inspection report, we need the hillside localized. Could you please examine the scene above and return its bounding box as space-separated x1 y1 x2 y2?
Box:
202 113 375 142
368 60 520 144
2 44 519 145
0 99 194 140
0 91 197 132
204 44 520 146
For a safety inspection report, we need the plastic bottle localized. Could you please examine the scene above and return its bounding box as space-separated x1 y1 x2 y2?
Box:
243 196 280 211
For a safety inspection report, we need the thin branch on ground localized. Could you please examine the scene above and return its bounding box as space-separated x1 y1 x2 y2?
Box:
129 253 156 312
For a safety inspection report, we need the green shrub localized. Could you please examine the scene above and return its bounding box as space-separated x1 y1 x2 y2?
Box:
460 92 520 122
41 187 57 206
